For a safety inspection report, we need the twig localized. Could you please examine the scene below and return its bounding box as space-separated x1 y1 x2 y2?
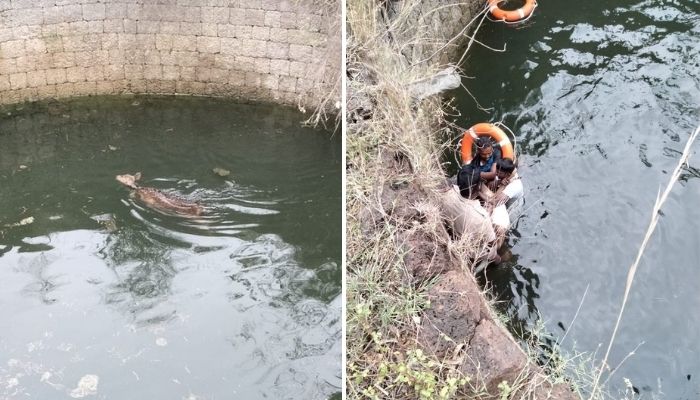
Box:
411 5 491 66
601 341 645 387
457 10 495 66
459 80 494 113
558 284 589 347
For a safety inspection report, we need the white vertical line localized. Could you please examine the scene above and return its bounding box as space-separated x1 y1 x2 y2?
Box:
340 0 347 397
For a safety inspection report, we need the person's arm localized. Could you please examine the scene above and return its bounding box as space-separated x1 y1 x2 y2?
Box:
483 183 508 209
488 177 523 208
480 162 497 181
503 179 523 199
488 177 499 191
479 182 494 202
493 192 510 207
498 179 523 206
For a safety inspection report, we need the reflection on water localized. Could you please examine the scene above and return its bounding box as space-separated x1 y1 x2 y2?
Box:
455 0 700 397
480 256 541 336
0 96 341 399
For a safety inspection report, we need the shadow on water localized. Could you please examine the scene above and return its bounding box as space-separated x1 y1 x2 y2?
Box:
0 96 341 399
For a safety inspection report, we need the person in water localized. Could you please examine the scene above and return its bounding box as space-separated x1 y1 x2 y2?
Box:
486 158 523 209
465 157 521 263
441 164 503 264
470 137 498 182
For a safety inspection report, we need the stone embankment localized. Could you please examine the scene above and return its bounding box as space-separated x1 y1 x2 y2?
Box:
0 0 340 110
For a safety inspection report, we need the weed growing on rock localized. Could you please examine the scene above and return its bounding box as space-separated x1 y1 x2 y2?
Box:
295 0 343 129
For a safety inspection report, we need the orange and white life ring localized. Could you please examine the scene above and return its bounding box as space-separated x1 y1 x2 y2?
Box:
487 0 537 23
461 123 514 164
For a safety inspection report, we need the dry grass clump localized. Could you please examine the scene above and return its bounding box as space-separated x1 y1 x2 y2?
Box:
295 0 343 129
346 0 495 398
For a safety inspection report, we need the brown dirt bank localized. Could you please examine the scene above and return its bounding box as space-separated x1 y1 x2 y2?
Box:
346 1 579 398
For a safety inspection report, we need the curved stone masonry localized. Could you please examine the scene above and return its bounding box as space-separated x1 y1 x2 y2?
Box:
0 0 340 109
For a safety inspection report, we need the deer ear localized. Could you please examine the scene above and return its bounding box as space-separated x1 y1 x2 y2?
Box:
134 172 142 181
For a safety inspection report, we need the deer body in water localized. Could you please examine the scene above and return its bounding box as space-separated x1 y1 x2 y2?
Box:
116 172 203 216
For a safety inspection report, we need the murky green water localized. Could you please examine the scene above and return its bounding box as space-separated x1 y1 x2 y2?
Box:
0 96 341 399
454 1 700 398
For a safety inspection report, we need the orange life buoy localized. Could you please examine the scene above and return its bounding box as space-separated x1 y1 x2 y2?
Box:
487 0 537 23
461 123 514 164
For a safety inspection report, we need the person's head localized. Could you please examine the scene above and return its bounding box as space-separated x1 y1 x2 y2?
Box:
496 158 515 180
476 137 493 161
457 165 481 198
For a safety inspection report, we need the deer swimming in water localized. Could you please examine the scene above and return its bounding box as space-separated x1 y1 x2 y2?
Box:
116 172 203 216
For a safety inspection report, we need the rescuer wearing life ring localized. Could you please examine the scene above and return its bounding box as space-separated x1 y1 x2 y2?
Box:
469 137 499 182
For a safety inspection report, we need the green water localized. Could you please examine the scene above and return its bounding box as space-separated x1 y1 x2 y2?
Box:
0 96 341 399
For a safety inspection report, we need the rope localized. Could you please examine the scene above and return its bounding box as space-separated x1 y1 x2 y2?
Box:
494 122 519 162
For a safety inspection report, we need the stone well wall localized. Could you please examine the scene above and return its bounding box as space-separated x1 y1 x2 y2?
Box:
0 0 340 109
